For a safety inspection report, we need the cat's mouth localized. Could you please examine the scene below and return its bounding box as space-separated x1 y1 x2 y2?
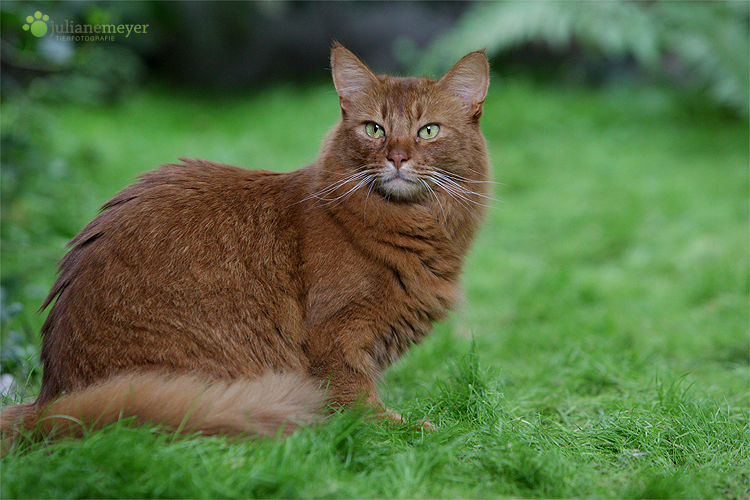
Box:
377 170 425 201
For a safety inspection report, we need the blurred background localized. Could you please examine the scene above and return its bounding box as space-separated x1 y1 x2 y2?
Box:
3 1 748 102
1 1 748 393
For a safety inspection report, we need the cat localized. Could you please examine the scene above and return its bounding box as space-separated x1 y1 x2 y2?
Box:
1 44 490 445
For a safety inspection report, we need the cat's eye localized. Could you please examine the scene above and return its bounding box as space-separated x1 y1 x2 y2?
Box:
365 122 385 139
418 124 440 140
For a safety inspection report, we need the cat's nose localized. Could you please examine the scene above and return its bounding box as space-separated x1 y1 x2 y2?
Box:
388 151 410 170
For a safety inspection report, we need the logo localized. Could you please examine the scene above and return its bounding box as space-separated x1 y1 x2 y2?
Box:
20 10 149 42
23 10 49 38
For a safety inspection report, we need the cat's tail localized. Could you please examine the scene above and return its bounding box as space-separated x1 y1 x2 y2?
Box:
1 371 326 452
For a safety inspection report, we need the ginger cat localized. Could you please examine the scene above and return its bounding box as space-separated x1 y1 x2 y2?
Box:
1 44 490 443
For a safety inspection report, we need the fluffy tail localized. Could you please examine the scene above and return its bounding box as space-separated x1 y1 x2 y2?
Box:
1 371 326 450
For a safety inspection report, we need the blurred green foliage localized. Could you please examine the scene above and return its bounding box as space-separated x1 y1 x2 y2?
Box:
1 2 147 103
2 1 145 378
419 0 749 116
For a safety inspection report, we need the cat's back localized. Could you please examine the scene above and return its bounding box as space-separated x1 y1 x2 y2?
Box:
58 159 296 280
38 159 309 402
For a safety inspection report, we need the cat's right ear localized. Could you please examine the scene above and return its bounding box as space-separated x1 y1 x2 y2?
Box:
331 44 378 113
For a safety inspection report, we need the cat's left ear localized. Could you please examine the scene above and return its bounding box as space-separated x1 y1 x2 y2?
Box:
331 44 379 113
437 51 490 120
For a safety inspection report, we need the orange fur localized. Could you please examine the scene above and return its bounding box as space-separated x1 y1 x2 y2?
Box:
2 372 324 445
1 45 490 447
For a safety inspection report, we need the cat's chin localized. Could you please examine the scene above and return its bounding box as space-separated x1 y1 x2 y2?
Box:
377 176 425 202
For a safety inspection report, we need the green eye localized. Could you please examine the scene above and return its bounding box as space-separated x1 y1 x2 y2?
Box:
418 124 440 140
365 122 385 139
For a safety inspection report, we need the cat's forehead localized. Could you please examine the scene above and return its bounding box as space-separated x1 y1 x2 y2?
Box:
377 76 434 101
372 75 457 119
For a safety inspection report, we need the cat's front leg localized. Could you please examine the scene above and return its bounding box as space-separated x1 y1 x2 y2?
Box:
304 336 435 430
305 342 382 409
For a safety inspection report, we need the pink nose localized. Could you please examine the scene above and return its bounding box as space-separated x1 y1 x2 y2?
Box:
388 151 409 170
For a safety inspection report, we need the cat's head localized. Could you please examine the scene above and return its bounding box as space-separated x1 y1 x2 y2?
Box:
326 44 490 205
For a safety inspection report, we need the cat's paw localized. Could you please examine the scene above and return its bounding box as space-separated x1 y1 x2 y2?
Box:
379 409 436 431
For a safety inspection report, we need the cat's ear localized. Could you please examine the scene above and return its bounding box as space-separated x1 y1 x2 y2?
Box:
331 44 378 113
437 51 490 120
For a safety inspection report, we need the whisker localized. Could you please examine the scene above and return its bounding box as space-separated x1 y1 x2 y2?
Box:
430 174 483 202
293 170 370 206
451 165 497 182
435 172 498 201
429 175 496 211
363 182 375 223
434 167 502 186
322 175 372 208
421 179 446 225
431 172 503 204
429 177 473 211
315 167 371 177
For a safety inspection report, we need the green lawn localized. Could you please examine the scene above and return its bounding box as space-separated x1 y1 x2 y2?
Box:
1 78 748 498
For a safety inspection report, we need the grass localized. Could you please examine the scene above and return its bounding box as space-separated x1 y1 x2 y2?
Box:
1 77 748 498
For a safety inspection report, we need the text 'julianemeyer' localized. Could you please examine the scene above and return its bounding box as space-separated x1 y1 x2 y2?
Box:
48 19 149 40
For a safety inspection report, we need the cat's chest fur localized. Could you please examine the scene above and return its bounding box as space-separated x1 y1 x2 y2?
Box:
298 164 466 371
